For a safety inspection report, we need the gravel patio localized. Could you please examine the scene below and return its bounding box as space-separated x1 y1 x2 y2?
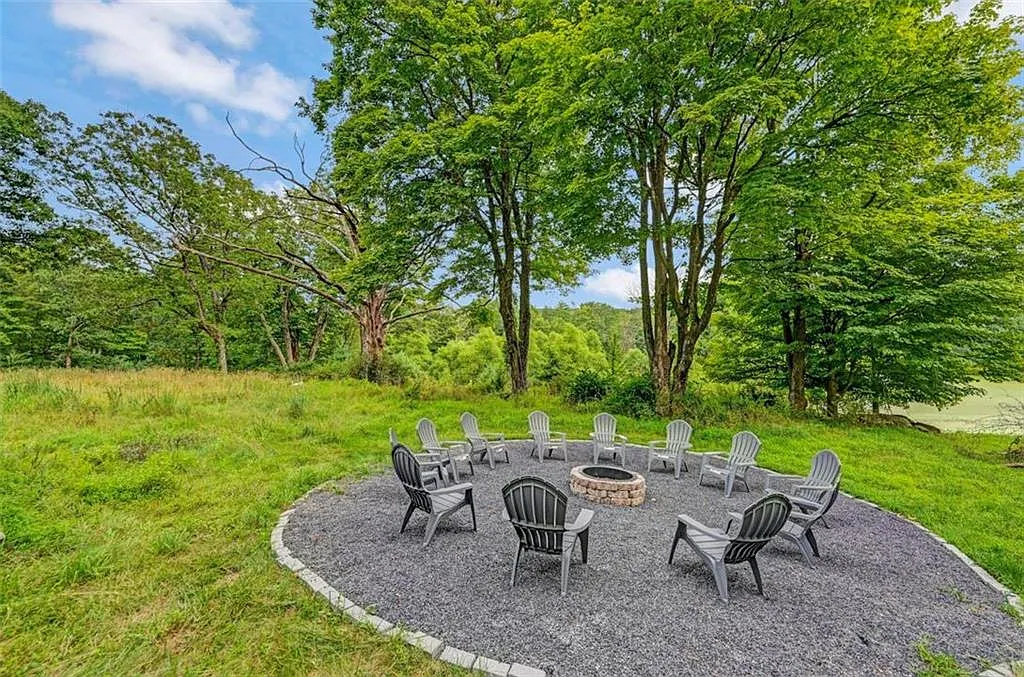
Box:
282 441 1023 676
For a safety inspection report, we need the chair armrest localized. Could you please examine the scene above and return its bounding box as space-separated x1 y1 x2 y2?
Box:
787 494 824 510
795 483 833 492
694 452 727 459
482 432 505 441
588 432 597 439
566 508 595 533
649 440 667 449
677 514 729 541
430 482 473 496
440 439 466 447
614 434 628 443
551 431 567 440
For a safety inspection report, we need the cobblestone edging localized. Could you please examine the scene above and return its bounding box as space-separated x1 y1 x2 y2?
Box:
270 483 546 677
272 443 1021 676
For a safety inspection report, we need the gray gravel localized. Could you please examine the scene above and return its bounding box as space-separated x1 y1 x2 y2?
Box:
284 441 1023 676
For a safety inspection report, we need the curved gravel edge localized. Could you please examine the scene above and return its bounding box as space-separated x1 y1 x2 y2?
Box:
270 440 1022 677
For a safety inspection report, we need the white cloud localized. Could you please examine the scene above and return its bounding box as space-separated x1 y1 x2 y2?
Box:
946 0 1024 21
185 102 211 125
51 0 302 121
583 267 646 303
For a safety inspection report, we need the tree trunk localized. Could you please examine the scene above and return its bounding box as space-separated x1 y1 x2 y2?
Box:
826 372 839 417
259 313 289 368
356 290 387 382
214 329 228 373
782 308 809 411
307 306 330 362
281 287 297 365
64 330 74 369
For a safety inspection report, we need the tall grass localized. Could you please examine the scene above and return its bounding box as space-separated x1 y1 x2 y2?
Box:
0 368 1021 674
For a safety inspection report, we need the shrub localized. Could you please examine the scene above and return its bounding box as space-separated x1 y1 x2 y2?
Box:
605 373 657 418
566 370 609 404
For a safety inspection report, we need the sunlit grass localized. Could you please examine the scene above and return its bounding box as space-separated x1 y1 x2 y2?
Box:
1 369 1021 673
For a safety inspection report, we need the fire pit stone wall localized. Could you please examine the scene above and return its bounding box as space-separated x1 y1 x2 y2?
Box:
569 465 646 507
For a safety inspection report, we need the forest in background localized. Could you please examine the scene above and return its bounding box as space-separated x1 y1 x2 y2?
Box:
3 0 1024 419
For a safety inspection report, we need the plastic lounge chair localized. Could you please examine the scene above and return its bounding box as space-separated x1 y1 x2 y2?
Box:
460 412 510 469
773 483 840 566
392 444 476 546
527 410 568 463
696 431 761 497
502 476 594 596
590 412 627 465
647 419 693 479
764 449 841 527
417 417 472 482
390 428 446 488
669 493 792 601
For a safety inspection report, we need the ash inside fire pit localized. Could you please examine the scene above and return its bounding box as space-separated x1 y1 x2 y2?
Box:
569 465 646 507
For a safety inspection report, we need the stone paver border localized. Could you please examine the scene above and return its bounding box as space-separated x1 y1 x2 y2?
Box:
270 441 1022 676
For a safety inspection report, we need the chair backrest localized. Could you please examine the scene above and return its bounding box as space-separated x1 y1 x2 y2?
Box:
593 412 617 443
723 493 792 563
728 431 761 466
666 419 693 452
388 428 400 447
502 476 568 554
392 444 433 512
460 412 482 441
807 449 841 486
528 410 550 444
416 418 441 450
798 482 841 529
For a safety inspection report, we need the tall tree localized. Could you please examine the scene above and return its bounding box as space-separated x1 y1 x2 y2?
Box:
552 0 1023 412
308 0 622 392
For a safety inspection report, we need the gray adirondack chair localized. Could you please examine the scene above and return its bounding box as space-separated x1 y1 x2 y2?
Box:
697 431 761 497
392 444 476 546
460 412 510 470
669 493 792 602
528 410 568 463
390 428 446 488
417 417 472 481
647 419 693 479
590 412 627 465
775 483 840 566
764 449 841 527
502 476 594 596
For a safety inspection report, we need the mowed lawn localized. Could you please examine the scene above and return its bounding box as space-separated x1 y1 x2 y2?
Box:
1 370 1021 674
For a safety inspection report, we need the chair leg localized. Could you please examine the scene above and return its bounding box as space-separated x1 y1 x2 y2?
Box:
805 529 820 557
400 503 416 533
749 557 764 597
511 545 524 588
560 550 571 597
468 500 477 532
668 522 686 563
502 448 510 464
674 456 681 480
423 513 441 547
487 446 496 470
820 516 831 529
724 473 734 499
712 561 729 602
795 534 814 566
647 453 652 473
578 529 589 564
467 460 474 476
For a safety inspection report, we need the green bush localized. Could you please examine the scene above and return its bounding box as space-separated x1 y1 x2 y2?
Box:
566 370 609 404
605 373 657 418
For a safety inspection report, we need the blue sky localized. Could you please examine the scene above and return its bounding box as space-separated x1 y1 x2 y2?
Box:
1 0 1020 308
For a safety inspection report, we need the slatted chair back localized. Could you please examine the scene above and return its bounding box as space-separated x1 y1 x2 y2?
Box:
528 410 551 445
666 419 693 452
728 431 761 466
416 418 442 450
593 413 617 443
392 445 433 513
502 476 568 555
808 449 841 486
723 493 792 564
460 412 483 442
388 428 400 448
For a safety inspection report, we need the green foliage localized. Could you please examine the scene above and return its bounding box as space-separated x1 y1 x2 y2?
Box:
565 370 609 404
604 374 657 419
914 637 971 677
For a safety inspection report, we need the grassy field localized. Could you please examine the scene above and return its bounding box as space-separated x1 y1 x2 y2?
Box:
1 370 1022 675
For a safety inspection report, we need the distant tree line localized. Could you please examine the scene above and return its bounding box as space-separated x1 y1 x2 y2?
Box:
1 0 1023 417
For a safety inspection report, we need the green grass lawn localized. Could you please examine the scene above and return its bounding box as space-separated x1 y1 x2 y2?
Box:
1 369 1021 674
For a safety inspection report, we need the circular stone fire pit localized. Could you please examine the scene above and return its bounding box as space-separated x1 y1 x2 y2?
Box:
569 465 646 507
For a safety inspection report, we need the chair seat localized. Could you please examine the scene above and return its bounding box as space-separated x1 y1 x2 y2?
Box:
702 464 732 477
431 491 466 511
